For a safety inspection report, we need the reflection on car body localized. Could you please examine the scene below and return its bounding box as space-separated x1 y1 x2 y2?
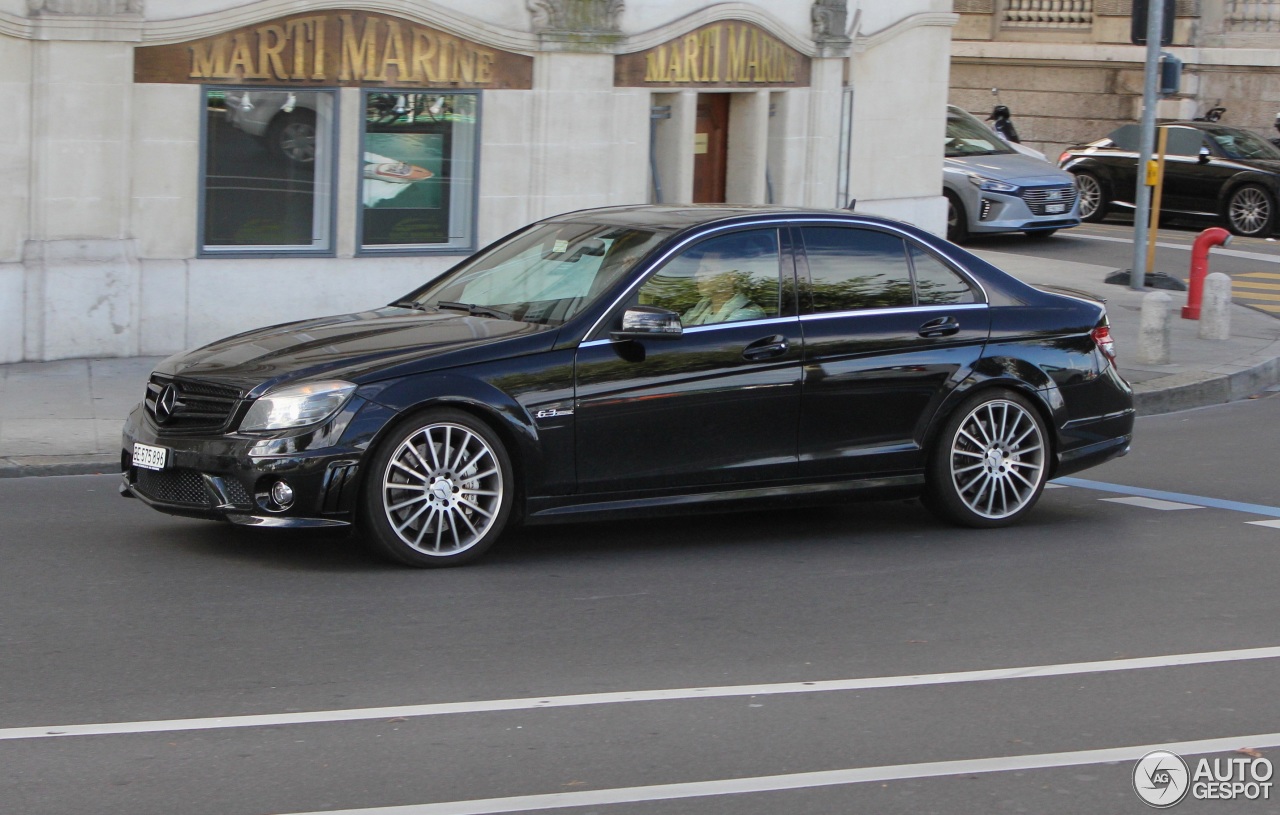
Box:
121 205 1134 567
1059 120 1280 237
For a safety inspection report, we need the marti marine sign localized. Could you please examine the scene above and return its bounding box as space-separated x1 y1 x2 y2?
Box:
615 21 811 88
134 11 534 89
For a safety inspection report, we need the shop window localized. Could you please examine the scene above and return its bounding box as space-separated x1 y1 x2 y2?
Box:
200 88 335 254
360 91 479 253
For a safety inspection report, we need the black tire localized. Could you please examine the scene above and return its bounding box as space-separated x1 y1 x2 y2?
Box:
924 389 1049 528
360 408 514 567
1073 171 1108 222
266 109 317 165
1225 184 1277 238
944 191 970 243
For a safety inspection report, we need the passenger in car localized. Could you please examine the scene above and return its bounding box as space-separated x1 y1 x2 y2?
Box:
682 252 766 325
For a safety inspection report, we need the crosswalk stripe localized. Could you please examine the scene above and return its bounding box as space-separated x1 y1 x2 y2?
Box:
1239 271 1280 280
1233 281 1280 291
1230 290 1280 301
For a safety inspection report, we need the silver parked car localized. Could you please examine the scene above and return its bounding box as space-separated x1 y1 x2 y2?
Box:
943 105 1081 242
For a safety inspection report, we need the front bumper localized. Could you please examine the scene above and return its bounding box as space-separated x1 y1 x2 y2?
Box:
967 190 1081 234
120 403 364 528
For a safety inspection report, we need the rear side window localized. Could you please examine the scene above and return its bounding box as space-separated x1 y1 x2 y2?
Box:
799 227 913 313
910 245 976 305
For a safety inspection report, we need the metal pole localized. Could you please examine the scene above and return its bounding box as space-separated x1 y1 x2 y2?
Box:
1130 0 1167 291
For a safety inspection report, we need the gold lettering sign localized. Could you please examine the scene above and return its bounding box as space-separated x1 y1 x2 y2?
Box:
615 22 810 88
135 11 532 89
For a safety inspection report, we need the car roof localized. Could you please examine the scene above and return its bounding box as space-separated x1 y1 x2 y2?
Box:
543 203 909 233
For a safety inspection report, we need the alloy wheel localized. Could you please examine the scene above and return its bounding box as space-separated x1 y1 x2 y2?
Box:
1074 173 1103 221
948 398 1046 521
380 422 504 556
1228 186 1273 237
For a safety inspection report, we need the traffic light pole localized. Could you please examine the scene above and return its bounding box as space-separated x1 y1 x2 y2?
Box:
1130 1 1166 291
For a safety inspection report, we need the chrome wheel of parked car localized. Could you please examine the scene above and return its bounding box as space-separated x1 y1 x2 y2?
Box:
1226 184 1276 237
362 410 513 567
927 390 1048 527
1073 172 1107 222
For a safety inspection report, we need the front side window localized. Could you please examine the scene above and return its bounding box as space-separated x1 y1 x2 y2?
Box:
361 92 479 252
800 227 913 313
945 113 1015 158
637 231 782 326
202 89 335 253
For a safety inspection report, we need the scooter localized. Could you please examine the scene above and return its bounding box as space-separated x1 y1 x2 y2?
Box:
987 88 1021 144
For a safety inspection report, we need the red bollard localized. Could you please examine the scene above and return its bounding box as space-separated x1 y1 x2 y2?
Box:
1182 227 1232 320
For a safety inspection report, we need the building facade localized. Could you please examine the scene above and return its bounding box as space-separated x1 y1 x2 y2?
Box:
0 0 957 362
952 0 1280 161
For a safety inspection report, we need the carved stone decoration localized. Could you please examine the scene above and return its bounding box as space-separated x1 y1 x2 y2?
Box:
28 0 142 14
528 0 624 33
812 0 852 56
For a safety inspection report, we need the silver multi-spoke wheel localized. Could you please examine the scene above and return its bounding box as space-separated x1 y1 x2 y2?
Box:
1226 185 1275 237
926 390 1049 528
948 399 1045 520
362 410 513 567
1073 172 1106 222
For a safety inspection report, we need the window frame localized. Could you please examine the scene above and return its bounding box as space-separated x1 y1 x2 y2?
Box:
197 85 340 258
356 89 482 257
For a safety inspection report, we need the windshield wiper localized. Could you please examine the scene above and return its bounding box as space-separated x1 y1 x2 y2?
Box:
390 300 430 311
435 301 514 321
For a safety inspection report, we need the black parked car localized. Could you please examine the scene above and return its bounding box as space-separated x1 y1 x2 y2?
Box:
122 205 1134 567
1059 121 1280 237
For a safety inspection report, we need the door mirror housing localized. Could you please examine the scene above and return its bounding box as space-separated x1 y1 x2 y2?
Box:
611 306 683 341
1199 145 1212 164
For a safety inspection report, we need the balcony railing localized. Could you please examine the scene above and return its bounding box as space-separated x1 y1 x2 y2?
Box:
1226 0 1280 31
1002 0 1094 29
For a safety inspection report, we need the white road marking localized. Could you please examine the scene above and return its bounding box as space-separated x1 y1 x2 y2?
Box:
5 646 1280 742
1071 232 1280 264
1247 519 1280 529
1100 496 1204 511
273 732 1280 815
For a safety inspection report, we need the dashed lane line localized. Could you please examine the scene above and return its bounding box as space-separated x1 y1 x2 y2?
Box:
273 732 1280 815
4 646 1280 742
1100 496 1204 511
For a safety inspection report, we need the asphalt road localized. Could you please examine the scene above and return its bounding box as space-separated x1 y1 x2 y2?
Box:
962 220 1280 315
3 393 1280 814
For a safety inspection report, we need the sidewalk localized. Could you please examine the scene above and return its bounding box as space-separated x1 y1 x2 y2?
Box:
2 250 1278 477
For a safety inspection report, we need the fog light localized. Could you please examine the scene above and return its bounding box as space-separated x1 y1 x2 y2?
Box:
270 480 295 510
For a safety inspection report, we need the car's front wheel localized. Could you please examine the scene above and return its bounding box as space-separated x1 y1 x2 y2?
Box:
361 409 514 567
1073 171 1108 222
944 191 970 243
1225 184 1276 237
925 389 1049 528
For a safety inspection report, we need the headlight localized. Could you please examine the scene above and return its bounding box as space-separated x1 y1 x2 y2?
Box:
968 175 1020 193
240 380 356 431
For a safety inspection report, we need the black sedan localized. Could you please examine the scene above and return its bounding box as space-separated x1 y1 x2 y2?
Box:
1059 121 1280 237
122 205 1134 567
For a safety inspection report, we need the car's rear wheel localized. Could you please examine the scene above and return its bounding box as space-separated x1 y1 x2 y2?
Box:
1225 184 1276 237
925 389 1049 528
361 409 514 567
944 191 970 243
1073 171 1107 222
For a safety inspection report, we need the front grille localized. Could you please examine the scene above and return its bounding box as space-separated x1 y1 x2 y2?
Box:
133 468 254 509
146 375 243 432
1022 185 1078 215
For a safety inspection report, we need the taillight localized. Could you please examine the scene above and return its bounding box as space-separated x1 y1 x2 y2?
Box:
1058 151 1072 165
1091 324 1116 363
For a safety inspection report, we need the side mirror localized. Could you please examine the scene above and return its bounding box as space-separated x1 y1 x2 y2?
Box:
610 306 682 341
1199 146 1211 164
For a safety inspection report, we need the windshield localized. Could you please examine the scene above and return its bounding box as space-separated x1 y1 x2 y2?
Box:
1203 126 1280 161
402 223 667 325
945 113 1015 158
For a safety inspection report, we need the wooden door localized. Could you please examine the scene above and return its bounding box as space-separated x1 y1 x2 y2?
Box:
694 94 729 204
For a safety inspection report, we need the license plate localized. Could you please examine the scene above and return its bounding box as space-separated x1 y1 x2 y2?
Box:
132 442 169 471
1046 203 1066 213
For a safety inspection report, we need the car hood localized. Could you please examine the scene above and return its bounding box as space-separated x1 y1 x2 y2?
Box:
946 152 1074 185
157 307 557 393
